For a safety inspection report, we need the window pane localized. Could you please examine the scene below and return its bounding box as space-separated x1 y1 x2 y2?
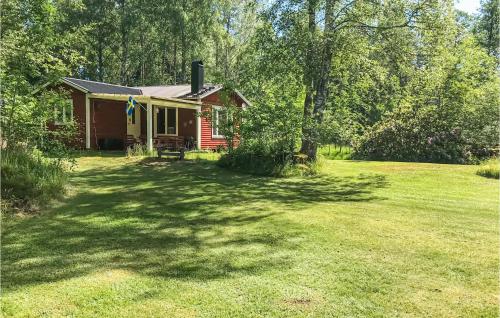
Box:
212 109 218 136
212 108 226 137
167 108 176 134
55 106 64 124
219 109 227 126
54 107 60 122
157 108 165 134
64 102 73 123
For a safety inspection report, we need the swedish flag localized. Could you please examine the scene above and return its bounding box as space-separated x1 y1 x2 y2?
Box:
126 96 136 116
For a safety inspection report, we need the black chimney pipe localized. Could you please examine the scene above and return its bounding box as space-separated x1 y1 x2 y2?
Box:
191 60 204 94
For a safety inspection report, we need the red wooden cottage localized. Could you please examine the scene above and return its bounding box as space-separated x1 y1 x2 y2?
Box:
52 61 249 151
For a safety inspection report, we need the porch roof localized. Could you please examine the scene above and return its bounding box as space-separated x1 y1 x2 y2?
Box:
88 93 201 108
63 77 142 95
63 78 201 107
62 77 250 106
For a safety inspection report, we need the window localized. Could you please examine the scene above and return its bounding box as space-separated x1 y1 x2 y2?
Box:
212 106 227 138
156 107 177 135
54 99 73 125
166 108 176 135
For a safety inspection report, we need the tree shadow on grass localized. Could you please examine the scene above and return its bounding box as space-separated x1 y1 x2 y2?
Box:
2 159 387 291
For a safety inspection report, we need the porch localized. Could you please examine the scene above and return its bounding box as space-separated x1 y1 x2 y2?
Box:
86 93 202 151
128 105 200 151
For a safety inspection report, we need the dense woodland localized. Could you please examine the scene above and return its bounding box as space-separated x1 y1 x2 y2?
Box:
1 0 499 170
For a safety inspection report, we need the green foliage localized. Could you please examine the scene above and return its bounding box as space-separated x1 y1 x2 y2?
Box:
474 0 499 59
354 104 497 164
218 143 292 176
54 0 258 86
217 87 304 176
199 86 243 153
476 158 500 179
318 145 352 160
354 105 468 163
3 0 499 176
1 0 80 157
354 34 500 164
0 0 82 211
1 147 67 212
318 110 361 151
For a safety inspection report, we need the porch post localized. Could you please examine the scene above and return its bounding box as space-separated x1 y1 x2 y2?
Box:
85 94 90 149
196 105 202 150
147 100 153 151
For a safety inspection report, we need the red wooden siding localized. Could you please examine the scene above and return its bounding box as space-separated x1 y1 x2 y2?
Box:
47 85 127 150
47 85 86 149
49 83 246 151
178 108 196 138
89 99 127 149
200 91 243 150
200 105 227 149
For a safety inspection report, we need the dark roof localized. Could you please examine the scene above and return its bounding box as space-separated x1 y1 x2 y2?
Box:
63 77 142 95
62 77 250 105
178 85 221 99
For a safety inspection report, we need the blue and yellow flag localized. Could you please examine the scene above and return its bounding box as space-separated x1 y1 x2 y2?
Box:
126 96 137 116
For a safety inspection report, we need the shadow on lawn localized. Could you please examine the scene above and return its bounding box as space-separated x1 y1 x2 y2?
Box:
2 159 387 291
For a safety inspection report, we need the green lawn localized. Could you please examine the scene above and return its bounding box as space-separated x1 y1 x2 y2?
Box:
2 154 499 317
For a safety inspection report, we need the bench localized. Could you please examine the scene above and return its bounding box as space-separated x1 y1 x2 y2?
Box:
157 146 185 160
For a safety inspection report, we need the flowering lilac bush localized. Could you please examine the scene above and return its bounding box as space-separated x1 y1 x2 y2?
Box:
354 105 497 164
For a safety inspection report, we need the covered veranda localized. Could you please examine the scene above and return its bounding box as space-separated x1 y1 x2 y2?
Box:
84 93 202 151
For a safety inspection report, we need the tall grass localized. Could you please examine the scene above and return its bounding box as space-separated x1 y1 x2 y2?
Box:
1 147 67 212
476 158 499 179
126 144 154 157
318 144 352 160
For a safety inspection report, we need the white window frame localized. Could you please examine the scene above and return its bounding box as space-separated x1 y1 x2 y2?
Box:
157 106 178 136
54 99 74 125
212 105 227 139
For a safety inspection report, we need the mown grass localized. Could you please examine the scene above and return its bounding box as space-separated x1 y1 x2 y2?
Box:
1 153 498 317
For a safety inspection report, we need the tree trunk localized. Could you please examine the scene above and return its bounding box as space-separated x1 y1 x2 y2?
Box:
119 0 128 85
173 40 177 84
300 0 336 160
140 33 145 85
225 13 231 79
299 0 317 158
181 29 186 83
97 37 104 82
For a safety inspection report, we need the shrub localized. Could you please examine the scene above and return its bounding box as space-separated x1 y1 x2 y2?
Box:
354 104 498 164
1 147 68 212
218 140 321 177
217 141 293 176
476 158 499 179
214 94 302 176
